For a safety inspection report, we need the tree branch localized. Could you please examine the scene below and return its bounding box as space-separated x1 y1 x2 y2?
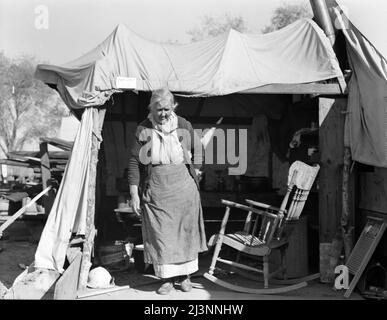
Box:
0 140 8 157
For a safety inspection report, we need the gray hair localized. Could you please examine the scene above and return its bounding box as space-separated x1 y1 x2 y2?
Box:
148 87 178 111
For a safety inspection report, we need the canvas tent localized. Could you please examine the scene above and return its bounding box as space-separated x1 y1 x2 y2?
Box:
332 0 387 168
35 19 343 109
32 17 347 291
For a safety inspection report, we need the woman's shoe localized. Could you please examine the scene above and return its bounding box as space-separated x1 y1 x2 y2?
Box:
156 279 174 295
180 275 192 292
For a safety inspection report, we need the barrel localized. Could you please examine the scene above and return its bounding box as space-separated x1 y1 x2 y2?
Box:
271 215 309 279
97 241 133 268
284 216 309 278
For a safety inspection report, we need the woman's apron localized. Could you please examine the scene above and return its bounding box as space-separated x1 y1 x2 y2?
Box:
141 163 207 265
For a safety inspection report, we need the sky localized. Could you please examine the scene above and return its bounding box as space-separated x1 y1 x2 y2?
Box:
1 1 385 66
335 0 387 59
0 0 310 64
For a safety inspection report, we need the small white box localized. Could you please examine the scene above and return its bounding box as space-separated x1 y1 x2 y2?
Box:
115 76 137 89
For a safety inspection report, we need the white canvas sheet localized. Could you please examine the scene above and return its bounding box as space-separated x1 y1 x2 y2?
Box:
35 19 342 110
35 108 97 272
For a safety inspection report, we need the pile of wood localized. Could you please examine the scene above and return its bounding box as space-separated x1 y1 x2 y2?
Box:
5 151 68 180
0 138 73 239
0 137 72 183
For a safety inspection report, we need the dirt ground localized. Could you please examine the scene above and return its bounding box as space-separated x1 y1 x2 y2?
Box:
0 220 364 300
79 253 364 300
0 221 38 289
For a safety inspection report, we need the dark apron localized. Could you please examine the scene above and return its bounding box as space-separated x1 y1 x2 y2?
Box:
141 163 207 265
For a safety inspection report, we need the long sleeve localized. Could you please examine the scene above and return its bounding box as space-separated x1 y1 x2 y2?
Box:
127 127 143 187
128 155 140 187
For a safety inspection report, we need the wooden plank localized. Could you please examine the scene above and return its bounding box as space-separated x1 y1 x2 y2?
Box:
51 168 66 173
130 82 344 95
318 97 348 281
7 155 40 163
77 285 130 299
341 147 354 261
319 97 347 243
33 167 64 174
47 81 343 95
8 151 70 159
40 137 73 151
0 186 52 237
66 247 82 264
0 159 39 168
54 252 82 300
46 159 68 165
238 83 344 95
40 141 51 187
40 141 55 215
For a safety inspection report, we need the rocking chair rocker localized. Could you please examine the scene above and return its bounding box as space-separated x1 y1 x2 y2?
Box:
203 161 320 294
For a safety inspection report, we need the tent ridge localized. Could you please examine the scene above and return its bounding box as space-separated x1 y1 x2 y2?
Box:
35 19 344 109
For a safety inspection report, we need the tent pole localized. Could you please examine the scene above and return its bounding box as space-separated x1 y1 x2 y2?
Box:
310 0 347 95
78 108 105 292
309 0 336 46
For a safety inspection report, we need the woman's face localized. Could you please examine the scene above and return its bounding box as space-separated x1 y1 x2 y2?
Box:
151 100 173 124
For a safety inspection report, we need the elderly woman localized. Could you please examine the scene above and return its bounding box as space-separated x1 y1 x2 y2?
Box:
128 88 207 294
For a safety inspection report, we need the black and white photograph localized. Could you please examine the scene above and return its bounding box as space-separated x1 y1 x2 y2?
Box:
0 0 387 307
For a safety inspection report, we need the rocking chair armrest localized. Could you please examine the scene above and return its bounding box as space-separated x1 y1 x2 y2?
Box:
221 199 279 220
221 199 242 208
245 199 282 213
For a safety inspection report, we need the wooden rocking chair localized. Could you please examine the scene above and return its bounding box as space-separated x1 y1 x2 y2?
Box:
203 161 320 294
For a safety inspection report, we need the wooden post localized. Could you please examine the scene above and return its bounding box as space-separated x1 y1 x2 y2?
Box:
54 251 82 300
318 97 347 282
0 164 7 183
77 109 105 292
311 1 353 277
341 146 354 261
39 140 55 214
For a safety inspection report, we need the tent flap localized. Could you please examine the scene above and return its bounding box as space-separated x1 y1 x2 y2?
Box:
335 8 387 168
34 108 104 272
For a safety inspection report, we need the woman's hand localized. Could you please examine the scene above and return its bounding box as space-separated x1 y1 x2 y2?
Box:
129 185 141 216
130 193 141 216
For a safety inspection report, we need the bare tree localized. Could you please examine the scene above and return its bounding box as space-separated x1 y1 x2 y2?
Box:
262 2 313 34
187 13 247 42
0 52 68 158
